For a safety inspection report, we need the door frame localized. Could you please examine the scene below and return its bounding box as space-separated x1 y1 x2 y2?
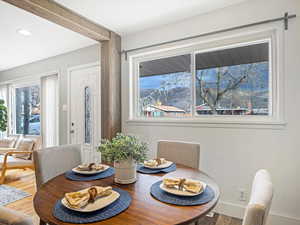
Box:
67 62 101 145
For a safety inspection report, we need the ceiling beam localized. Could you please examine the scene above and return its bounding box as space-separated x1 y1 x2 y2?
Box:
2 0 111 41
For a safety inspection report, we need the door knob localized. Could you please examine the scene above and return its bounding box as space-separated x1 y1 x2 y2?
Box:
70 130 75 134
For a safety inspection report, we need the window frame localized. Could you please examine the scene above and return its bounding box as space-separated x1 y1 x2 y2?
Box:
128 27 285 128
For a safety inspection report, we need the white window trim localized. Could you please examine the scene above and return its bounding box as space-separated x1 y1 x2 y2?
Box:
127 25 285 128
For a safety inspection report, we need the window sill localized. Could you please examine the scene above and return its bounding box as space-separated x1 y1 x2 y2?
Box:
126 117 287 130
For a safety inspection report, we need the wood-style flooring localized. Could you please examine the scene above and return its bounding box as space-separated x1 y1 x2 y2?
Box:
4 169 242 225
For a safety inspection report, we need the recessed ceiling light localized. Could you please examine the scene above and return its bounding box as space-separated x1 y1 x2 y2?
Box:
17 28 32 36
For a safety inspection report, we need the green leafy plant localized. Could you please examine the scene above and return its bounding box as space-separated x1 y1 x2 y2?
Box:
98 133 148 163
0 100 7 132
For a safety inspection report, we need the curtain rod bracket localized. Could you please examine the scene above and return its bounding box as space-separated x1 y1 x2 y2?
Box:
284 12 289 30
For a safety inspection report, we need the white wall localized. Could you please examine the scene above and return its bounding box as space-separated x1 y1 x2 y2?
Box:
121 0 300 225
0 44 100 145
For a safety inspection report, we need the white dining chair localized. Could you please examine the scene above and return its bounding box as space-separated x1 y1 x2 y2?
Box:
0 206 33 225
157 140 200 169
33 144 82 188
242 169 273 225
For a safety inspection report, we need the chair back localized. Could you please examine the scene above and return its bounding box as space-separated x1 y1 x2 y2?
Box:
33 144 82 188
242 170 273 225
157 140 200 169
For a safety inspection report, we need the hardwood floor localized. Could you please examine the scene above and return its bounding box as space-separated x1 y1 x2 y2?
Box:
3 169 242 225
4 169 39 225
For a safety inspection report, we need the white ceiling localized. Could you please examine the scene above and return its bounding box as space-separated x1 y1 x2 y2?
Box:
0 0 249 71
0 1 96 71
55 0 249 35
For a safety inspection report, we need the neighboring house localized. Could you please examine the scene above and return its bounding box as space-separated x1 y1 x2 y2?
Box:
143 105 185 117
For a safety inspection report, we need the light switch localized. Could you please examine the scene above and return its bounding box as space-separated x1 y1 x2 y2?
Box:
62 104 68 112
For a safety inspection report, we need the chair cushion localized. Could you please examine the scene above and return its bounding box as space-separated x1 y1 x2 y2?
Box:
13 139 34 160
0 155 32 169
0 137 17 148
23 136 42 151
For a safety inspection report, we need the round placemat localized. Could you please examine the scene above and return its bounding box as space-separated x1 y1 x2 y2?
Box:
150 181 215 206
137 163 176 174
65 167 115 181
53 188 131 223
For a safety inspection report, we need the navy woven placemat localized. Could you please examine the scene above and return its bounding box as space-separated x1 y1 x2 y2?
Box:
53 188 131 223
65 167 115 181
150 181 215 206
137 163 176 174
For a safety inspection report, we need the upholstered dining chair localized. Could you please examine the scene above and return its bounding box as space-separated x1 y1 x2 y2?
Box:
0 206 33 225
33 144 82 188
157 140 200 169
242 169 273 225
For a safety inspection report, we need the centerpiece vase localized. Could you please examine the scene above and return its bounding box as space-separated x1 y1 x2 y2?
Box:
113 158 137 184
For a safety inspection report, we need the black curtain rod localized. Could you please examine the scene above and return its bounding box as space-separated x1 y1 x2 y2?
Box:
122 12 296 60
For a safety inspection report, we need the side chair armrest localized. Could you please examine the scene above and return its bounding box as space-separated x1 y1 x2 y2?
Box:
2 151 33 167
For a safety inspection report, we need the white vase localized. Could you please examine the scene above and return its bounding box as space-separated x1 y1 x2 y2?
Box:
113 158 137 184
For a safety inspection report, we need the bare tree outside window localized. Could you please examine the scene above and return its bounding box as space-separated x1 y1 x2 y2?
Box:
195 62 269 115
15 85 40 135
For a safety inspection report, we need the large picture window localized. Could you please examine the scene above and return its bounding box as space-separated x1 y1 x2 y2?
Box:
136 38 275 122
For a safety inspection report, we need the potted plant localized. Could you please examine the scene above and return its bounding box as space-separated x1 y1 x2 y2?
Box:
0 99 7 132
98 133 148 184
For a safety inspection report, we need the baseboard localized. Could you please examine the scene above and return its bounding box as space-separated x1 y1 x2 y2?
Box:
214 201 300 225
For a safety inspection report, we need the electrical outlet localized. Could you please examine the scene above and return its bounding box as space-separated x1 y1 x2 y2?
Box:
238 188 247 201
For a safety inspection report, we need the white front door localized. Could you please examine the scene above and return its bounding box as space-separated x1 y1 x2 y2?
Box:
69 64 101 163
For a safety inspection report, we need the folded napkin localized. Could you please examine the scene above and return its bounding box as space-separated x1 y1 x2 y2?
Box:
144 158 167 167
77 163 105 171
163 178 203 193
65 186 112 209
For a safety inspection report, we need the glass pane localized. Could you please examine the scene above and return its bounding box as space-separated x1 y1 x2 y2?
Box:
84 86 92 144
139 54 192 118
15 85 40 135
195 42 269 116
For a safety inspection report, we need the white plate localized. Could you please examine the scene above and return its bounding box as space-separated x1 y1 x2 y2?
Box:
143 161 173 169
160 180 207 196
61 190 120 212
72 164 109 175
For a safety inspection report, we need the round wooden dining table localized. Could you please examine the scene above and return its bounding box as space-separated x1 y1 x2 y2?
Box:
33 164 220 225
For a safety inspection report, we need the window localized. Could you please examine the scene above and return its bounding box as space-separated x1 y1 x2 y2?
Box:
84 86 92 144
14 84 41 135
134 37 277 124
139 54 192 117
195 43 269 116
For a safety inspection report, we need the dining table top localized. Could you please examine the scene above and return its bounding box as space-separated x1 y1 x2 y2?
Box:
33 164 220 225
